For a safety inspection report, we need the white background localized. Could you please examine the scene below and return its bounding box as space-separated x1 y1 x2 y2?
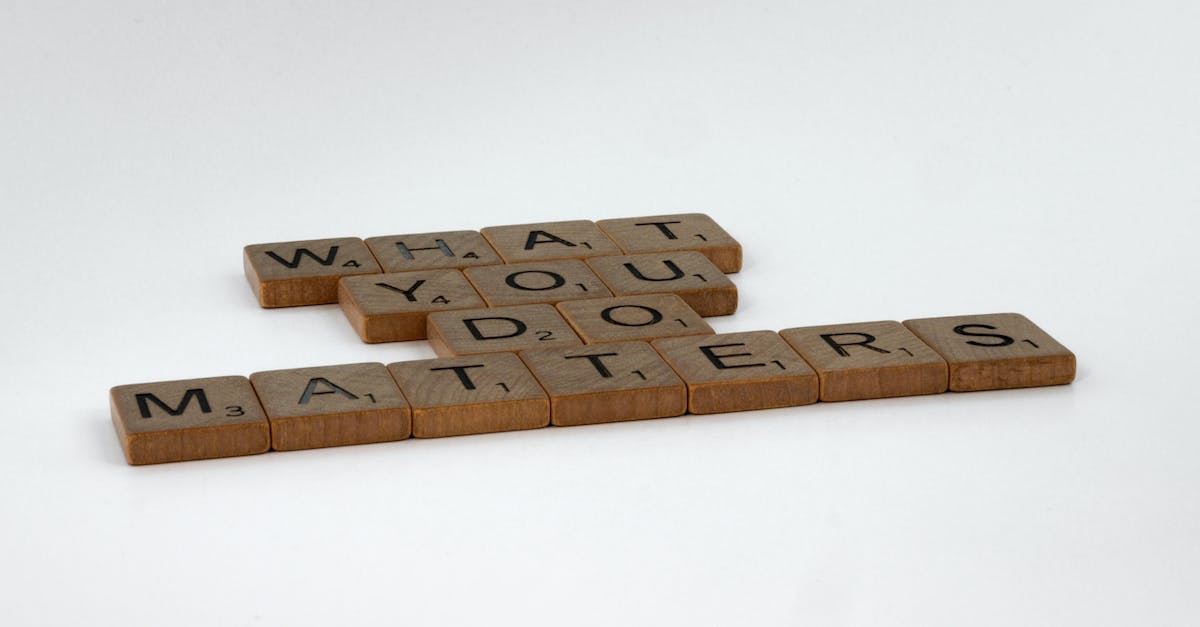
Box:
2 1 1198 625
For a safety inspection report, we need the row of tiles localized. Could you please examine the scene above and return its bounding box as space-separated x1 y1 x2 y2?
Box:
245 214 742 308
111 313 1075 465
339 255 736 343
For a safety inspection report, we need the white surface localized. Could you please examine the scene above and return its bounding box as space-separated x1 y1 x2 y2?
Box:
2 2 1198 625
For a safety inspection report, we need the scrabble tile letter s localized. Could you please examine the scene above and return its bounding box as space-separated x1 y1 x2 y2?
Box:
903 313 1075 392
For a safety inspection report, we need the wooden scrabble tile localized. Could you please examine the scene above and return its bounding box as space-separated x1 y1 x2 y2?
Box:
596 213 742 273
365 230 502 272
779 321 948 401
464 259 612 307
480 220 622 263
556 294 714 344
426 304 584 356
244 237 381 307
249 362 411 451
520 341 686 426
110 376 270 465
586 251 737 316
652 331 818 414
902 313 1076 392
338 269 485 343
388 353 550 438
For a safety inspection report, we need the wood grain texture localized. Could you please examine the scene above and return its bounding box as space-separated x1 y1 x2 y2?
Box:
387 353 550 438
596 213 742 273
338 269 485 343
779 320 948 401
519 341 686 426
110 376 270 465
556 294 714 344
586 251 737 316
652 331 818 414
244 237 381 307
480 220 622 263
903 313 1076 392
426 303 584 357
249 362 411 451
365 230 502 272
464 259 612 307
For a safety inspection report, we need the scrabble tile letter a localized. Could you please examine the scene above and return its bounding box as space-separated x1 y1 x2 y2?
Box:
480 220 622 263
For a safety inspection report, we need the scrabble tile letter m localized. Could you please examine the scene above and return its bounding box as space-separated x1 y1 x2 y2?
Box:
110 376 270 465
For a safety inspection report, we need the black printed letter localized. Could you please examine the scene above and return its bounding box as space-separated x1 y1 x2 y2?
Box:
299 378 359 404
699 343 765 370
463 317 528 340
623 260 684 282
820 332 890 357
565 352 619 378
430 364 486 390
505 270 566 291
634 221 682 240
953 324 1015 347
600 305 663 327
524 230 576 250
395 239 454 259
135 388 211 418
265 246 339 268
374 279 425 302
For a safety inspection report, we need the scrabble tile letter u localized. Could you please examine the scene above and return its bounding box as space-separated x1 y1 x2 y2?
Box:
587 251 737 316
